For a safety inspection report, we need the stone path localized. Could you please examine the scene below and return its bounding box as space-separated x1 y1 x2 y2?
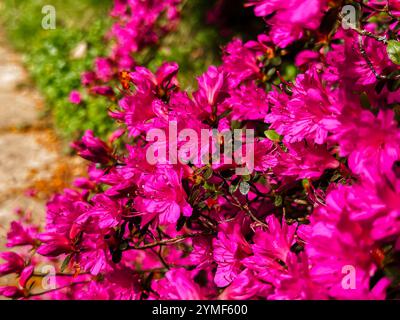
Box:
0 30 85 251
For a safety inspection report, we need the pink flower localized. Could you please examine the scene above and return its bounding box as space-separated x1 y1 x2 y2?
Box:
90 85 114 97
108 128 125 143
153 268 213 300
300 184 391 299
112 63 179 136
327 108 400 181
73 177 95 190
130 62 179 95
189 236 213 268
219 269 272 300
19 266 34 288
75 266 141 300
265 67 339 145
241 217 324 299
95 58 114 82
273 141 339 180
334 172 400 242
225 82 269 121
134 167 192 226
69 90 82 104
81 71 96 86
222 39 264 88
213 222 252 287
115 93 157 136
323 30 397 98
243 216 297 279
37 233 73 257
246 0 328 47
71 130 113 164
193 66 229 115
0 286 25 299
75 194 124 230
0 252 25 276
295 50 321 68
6 221 37 248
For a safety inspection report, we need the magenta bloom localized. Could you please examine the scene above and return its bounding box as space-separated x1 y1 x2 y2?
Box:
6 221 37 248
71 130 113 164
193 66 229 115
222 38 263 88
219 269 272 300
225 82 269 121
300 184 391 299
81 71 96 86
134 167 192 226
246 0 328 47
327 108 400 181
69 90 82 104
153 268 214 300
37 233 73 257
273 141 339 181
0 286 25 299
213 222 252 287
243 215 297 279
0 252 25 276
266 67 339 145
95 58 114 82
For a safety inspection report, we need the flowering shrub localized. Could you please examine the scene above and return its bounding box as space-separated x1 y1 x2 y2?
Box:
1 0 400 300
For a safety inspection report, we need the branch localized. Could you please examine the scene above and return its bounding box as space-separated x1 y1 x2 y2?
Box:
357 34 387 80
231 194 268 229
338 12 388 44
28 280 91 297
129 231 213 250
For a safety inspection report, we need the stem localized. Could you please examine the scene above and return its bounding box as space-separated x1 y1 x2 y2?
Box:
338 12 387 44
128 232 213 250
33 272 90 277
215 171 268 229
28 280 91 297
357 34 387 80
231 194 268 229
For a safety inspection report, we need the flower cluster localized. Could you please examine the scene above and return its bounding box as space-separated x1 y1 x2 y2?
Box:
1 0 400 300
80 0 181 99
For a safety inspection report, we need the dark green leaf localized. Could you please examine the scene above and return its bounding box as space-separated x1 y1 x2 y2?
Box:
229 183 239 194
61 254 72 272
274 195 283 207
203 167 213 180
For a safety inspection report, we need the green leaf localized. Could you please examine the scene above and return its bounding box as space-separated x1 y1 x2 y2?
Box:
203 182 215 192
61 254 72 272
239 181 250 195
387 40 400 65
229 183 239 194
274 195 283 207
203 167 213 180
264 129 282 142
